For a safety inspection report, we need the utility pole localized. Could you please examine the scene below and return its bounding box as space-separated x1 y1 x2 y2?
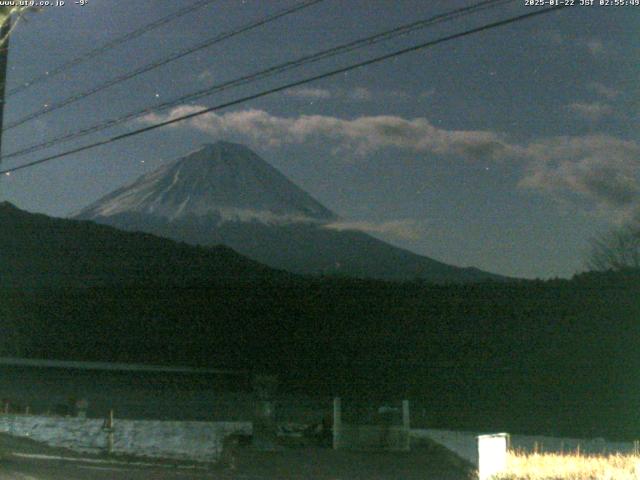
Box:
0 9 10 171
0 6 38 181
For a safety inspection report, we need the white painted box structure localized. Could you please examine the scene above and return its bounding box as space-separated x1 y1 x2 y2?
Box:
477 433 509 480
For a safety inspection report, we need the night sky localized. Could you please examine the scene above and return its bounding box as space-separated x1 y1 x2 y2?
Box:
0 0 638 279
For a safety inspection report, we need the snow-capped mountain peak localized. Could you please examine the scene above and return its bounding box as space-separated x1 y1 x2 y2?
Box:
76 141 337 225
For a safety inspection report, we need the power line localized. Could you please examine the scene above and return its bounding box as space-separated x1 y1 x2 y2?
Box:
0 6 567 176
2 0 513 162
3 0 219 98
2 0 325 133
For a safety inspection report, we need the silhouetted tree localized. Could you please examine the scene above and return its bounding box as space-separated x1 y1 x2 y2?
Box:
587 225 640 271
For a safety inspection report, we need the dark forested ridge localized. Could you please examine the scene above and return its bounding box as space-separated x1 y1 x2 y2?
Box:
0 201 288 289
1 203 639 440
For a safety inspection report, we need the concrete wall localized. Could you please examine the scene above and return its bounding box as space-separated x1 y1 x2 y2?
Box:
411 429 638 468
0 414 251 462
411 429 481 465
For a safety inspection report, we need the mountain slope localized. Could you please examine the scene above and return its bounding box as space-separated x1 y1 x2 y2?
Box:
78 142 337 224
0 201 286 289
75 141 505 283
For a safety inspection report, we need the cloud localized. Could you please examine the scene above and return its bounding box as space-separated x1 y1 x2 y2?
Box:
566 102 614 122
344 87 418 103
324 219 424 240
140 107 511 159
536 31 609 58
544 30 565 45
587 82 620 100
419 89 436 99
586 38 605 56
282 86 420 103
197 69 216 84
519 135 640 224
284 87 332 99
140 106 639 225
388 90 412 101
348 87 373 101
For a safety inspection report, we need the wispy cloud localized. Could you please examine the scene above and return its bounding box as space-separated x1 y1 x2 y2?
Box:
140 107 639 225
519 135 640 224
585 38 605 56
419 89 436 99
197 69 216 84
587 82 620 100
536 31 609 58
543 30 564 45
282 86 423 103
284 87 332 99
348 87 373 101
566 102 614 122
140 107 510 159
324 219 424 240
344 87 419 103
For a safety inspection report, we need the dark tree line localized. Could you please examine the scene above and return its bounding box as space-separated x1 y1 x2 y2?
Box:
587 225 640 272
3 269 639 440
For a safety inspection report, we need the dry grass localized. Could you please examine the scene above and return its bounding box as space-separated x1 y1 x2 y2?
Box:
493 451 640 480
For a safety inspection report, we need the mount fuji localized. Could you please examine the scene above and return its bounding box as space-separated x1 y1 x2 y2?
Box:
75 141 503 282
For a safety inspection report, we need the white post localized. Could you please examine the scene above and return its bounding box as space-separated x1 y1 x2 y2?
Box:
477 433 509 480
333 397 342 450
402 400 410 451
102 409 115 454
